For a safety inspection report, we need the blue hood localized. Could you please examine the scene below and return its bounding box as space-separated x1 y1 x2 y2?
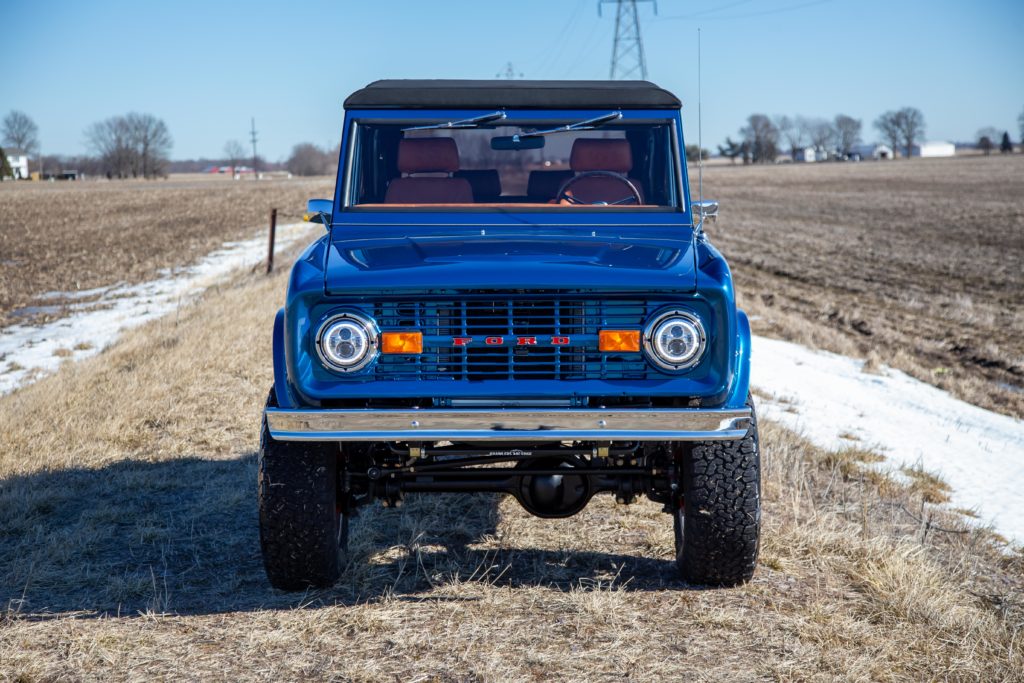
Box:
324 232 697 294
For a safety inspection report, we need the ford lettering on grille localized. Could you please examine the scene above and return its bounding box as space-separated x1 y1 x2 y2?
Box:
452 336 571 347
374 297 655 381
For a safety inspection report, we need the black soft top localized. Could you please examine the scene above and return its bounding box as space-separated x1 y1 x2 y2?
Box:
344 80 682 110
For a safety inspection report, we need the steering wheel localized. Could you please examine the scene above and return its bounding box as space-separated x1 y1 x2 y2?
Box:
557 171 642 206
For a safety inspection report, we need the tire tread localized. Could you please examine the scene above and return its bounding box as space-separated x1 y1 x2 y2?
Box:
678 398 761 586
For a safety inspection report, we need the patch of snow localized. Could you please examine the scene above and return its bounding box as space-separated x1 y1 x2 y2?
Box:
0 223 315 395
752 335 1024 544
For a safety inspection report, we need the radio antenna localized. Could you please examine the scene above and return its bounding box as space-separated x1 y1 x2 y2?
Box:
697 27 703 217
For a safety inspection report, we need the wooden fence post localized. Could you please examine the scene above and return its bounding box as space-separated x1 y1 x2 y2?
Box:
267 207 277 274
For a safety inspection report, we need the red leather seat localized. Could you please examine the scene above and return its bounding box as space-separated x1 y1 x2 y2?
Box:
385 138 473 204
565 139 644 204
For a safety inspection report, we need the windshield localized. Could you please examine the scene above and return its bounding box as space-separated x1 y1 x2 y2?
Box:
346 117 680 210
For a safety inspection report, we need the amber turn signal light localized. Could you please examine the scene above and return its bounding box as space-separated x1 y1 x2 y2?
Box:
381 331 423 354
599 330 641 352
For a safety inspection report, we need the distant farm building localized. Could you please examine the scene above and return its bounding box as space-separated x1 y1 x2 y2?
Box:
2 153 30 179
794 147 817 163
850 144 893 160
910 141 956 158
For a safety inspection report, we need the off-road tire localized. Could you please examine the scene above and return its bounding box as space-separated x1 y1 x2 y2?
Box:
675 397 760 586
258 390 345 590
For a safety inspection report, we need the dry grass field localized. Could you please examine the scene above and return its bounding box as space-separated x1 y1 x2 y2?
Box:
0 176 333 326
701 155 1024 419
1 158 1022 680
1 238 1022 681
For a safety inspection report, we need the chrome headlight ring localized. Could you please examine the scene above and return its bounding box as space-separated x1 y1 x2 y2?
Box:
643 309 707 371
315 312 379 373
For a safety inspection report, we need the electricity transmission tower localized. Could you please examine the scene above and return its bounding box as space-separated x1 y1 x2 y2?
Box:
598 0 657 80
496 62 524 79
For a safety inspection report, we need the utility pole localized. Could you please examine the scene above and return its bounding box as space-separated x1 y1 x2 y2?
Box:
250 117 259 181
598 0 657 80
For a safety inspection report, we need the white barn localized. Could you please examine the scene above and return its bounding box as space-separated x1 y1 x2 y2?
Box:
2 153 29 179
794 147 817 162
911 141 955 158
850 143 893 160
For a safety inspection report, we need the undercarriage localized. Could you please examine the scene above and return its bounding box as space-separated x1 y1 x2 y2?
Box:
340 440 681 519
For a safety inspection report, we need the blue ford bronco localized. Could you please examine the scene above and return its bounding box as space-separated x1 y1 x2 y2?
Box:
259 80 759 590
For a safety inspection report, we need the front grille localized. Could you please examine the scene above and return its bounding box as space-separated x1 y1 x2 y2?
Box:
374 298 655 381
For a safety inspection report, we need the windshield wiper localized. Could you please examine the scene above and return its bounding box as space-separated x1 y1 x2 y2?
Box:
512 111 623 142
402 111 507 132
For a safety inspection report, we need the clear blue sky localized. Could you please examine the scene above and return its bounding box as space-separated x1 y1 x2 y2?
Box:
3 0 1022 160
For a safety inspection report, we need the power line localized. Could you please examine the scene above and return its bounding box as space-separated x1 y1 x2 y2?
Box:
532 0 588 77
563 20 615 76
659 0 837 22
671 0 754 20
599 0 657 80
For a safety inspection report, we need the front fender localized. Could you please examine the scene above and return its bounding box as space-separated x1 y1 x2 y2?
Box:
272 308 297 408
725 309 751 409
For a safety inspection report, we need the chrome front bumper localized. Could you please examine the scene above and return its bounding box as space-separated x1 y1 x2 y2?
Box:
265 407 752 442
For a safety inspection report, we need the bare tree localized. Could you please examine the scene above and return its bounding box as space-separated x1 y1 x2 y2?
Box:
775 115 805 159
976 127 999 155
717 137 744 164
86 113 172 178
286 143 332 176
1019 107 1024 144
893 107 925 158
739 114 779 164
86 116 133 177
125 113 172 178
685 144 709 162
874 111 902 156
833 114 862 155
804 117 835 155
796 116 816 151
2 110 39 156
224 140 246 170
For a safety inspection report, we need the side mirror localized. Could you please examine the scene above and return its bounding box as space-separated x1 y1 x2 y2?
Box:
692 199 719 223
304 198 334 225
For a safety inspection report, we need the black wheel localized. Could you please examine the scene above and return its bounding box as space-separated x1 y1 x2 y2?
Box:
258 389 346 590
674 397 760 586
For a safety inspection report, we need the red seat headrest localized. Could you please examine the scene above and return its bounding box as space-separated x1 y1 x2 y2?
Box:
570 139 633 173
397 138 460 174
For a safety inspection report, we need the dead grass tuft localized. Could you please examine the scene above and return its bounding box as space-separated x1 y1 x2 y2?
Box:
901 462 955 504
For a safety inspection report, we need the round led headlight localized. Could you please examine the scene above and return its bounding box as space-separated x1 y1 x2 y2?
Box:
644 310 706 370
315 313 378 372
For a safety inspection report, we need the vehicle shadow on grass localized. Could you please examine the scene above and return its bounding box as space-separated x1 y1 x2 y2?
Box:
0 453 685 619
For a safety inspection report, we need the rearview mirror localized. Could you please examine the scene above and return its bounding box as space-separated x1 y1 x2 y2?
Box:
692 199 719 223
491 135 546 151
304 198 333 224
